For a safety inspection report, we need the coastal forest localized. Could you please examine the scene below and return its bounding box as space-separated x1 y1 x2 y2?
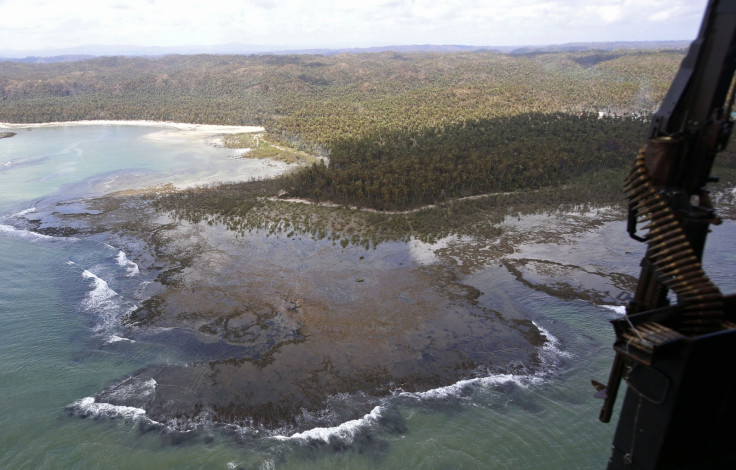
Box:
4 48 734 214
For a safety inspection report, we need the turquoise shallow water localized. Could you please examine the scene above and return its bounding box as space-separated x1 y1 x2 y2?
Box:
0 124 733 469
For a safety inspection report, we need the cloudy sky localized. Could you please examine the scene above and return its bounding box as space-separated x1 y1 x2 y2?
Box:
0 0 710 54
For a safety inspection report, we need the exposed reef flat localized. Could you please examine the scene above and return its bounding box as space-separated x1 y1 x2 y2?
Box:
22 192 640 432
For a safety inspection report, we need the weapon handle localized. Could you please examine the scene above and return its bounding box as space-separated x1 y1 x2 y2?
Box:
599 352 625 423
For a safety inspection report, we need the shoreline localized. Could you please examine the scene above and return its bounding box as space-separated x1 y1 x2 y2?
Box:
0 119 293 173
0 120 292 201
0 120 265 148
0 119 264 134
37 193 638 431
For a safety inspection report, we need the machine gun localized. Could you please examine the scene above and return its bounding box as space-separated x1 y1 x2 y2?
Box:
597 0 736 468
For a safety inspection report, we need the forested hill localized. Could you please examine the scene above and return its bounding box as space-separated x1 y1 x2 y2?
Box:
0 49 682 145
3 49 710 211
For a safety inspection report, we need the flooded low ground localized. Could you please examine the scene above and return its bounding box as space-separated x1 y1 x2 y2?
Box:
4 123 735 468
20 194 640 435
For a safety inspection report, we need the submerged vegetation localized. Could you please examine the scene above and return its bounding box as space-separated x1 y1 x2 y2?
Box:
153 165 631 248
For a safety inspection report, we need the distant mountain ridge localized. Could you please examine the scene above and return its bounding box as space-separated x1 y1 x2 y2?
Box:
0 40 691 62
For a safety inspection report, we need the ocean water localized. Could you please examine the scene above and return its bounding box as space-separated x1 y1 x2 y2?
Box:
1 124 734 469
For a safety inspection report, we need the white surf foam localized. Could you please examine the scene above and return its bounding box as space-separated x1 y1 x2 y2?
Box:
116 250 140 276
14 207 36 216
107 335 135 344
403 321 568 402
533 321 573 364
0 224 55 241
404 373 544 401
104 377 157 402
273 406 382 443
71 396 147 420
81 270 127 334
601 305 626 316
82 270 118 308
69 396 161 426
270 321 570 444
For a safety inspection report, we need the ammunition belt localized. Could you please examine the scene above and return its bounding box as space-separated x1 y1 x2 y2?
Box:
624 148 724 336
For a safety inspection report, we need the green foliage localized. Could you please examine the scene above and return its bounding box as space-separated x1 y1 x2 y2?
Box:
0 50 681 148
152 164 632 249
281 112 647 210
221 132 319 164
1 49 699 228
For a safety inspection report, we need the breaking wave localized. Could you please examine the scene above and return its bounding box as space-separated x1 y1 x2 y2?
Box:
101 377 157 403
400 322 568 402
273 406 383 443
107 335 135 344
0 223 60 241
270 321 569 444
534 320 573 363
403 373 544 401
70 397 148 420
0 208 79 242
116 250 140 276
14 207 36 216
65 319 570 447
80 269 136 338
67 378 158 423
82 270 118 310
602 305 626 316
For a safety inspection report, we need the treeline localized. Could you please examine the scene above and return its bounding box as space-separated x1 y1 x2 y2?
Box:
0 50 682 149
1 49 694 213
280 112 648 210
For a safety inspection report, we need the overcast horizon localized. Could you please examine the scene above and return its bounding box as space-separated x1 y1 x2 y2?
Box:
0 0 710 57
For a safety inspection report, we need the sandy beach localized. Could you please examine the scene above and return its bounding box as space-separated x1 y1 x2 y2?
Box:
0 120 264 146
0 121 290 198
0 119 263 133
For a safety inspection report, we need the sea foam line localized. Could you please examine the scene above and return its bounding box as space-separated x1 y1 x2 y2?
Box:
274 322 568 443
71 397 148 420
601 305 626 316
71 322 569 443
82 270 118 309
273 406 382 443
14 206 36 216
0 223 55 241
116 250 140 276
402 373 545 401
81 269 135 336
107 334 135 344
102 377 157 402
402 321 569 401
68 378 158 423
534 320 573 363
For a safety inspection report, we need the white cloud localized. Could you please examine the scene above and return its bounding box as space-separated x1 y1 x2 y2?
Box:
651 10 673 22
0 0 711 53
598 5 624 23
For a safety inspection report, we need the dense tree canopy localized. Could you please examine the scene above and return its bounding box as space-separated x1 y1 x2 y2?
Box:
1 49 694 211
281 112 648 210
0 49 682 144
